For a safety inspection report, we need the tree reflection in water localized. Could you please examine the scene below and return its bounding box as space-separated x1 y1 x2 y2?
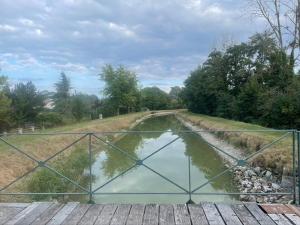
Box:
99 115 236 193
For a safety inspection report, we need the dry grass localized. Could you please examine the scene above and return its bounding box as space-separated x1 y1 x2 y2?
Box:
0 112 151 189
178 111 294 174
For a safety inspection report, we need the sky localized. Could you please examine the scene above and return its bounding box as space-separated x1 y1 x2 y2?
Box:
0 0 265 96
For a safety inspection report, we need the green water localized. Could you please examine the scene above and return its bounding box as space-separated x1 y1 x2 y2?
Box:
91 115 237 203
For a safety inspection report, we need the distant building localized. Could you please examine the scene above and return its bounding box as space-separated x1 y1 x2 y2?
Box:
44 99 55 109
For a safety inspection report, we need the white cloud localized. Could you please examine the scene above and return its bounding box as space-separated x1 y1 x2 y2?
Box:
108 22 136 38
0 24 17 32
19 18 35 27
51 62 89 73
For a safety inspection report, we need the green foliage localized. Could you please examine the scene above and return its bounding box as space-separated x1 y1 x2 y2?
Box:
100 65 141 114
70 94 99 121
71 95 85 121
141 87 171 110
182 32 300 129
169 86 184 109
8 82 45 125
54 72 71 114
36 112 64 128
0 76 11 131
27 147 90 200
97 98 117 118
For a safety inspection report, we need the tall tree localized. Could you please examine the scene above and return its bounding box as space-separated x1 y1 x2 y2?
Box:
141 87 171 110
0 76 11 131
9 82 44 125
100 65 141 115
249 0 299 67
71 95 85 121
53 72 71 114
169 86 184 109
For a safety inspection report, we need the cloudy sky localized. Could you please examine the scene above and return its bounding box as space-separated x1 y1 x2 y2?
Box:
0 0 265 95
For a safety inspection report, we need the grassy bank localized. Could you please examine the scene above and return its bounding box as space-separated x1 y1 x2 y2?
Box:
178 111 293 174
0 112 151 198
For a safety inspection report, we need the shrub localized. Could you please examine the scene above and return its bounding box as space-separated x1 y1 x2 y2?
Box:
36 112 64 128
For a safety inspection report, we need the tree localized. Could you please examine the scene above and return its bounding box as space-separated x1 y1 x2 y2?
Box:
182 50 228 115
70 94 99 121
100 65 141 115
223 43 253 95
9 82 45 125
249 0 299 67
141 87 171 110
53 72 71 114
234 77 264 122
0 76 11 131
169 86 184 108
71 95 85 121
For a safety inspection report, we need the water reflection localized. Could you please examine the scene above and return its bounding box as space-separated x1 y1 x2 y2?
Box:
91 115 237 203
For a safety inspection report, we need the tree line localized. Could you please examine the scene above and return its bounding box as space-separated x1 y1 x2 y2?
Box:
181 32 300 129
0 68 183 132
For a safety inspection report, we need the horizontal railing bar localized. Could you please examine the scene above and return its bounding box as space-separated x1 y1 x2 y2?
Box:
0 193 88 195
92 192 188 195
192 192 293 195
0 129 295 136
0 192 293 196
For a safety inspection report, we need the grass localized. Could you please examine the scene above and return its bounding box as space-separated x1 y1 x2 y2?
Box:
27 146 90 201
178 111 294 174
0 112 151 192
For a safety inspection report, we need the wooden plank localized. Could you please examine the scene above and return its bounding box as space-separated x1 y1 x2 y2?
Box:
31 203 63 225
231 204 260 225
0 203 30 208
94 204 117 225
61 204 91 225
159 204 175 225
0 206 25 224
110 204 131 225
15 202 53 225
268 214 294 225
245 203 276 225
284 214 300 225
78 204 104 225
143 204 159 225
6 202 40 225
216 203 243 225
286 205 300 217
46 202 79 225
188 204 209 225
201 203 225 225
126 204 145 225
260 204 294 214
173 204 191 225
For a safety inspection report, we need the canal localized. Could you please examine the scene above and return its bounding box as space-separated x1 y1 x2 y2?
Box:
91 115 237 203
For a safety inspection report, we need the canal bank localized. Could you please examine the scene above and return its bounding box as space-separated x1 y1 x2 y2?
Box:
176 112 293 203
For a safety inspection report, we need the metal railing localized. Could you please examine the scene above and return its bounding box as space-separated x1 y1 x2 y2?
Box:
0 129 298 204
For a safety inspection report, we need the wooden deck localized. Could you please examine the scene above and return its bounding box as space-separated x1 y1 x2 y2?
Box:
1 202 300 225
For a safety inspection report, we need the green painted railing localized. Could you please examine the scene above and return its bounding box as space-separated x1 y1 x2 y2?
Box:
0 129 298 204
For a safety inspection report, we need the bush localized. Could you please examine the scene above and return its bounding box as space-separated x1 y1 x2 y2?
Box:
36 112 64 128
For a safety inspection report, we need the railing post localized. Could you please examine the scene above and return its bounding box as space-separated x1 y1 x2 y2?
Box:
298 131 300 205
293 130 296 204
88 133 94 204
187 155 194 204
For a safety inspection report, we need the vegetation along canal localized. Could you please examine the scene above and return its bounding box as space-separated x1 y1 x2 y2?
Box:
91 115 237 203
